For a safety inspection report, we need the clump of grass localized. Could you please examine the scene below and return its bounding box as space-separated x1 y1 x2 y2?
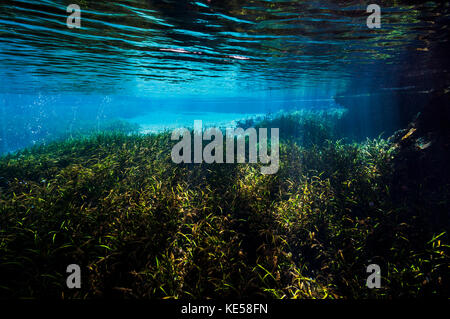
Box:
241 109 346 147
0 111 448 299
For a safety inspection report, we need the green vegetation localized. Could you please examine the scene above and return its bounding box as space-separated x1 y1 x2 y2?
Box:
0 112 448 299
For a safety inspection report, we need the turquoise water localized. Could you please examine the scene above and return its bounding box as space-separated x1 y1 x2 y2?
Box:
0 0 449 152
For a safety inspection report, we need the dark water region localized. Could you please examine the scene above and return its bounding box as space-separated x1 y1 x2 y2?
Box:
0 0 449 300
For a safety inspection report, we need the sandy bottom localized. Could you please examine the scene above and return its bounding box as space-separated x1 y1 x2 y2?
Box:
124 111 265 134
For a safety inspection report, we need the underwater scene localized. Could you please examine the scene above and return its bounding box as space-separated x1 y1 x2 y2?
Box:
0 0 449 302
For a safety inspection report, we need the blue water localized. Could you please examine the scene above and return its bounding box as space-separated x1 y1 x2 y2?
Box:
1 0 449 153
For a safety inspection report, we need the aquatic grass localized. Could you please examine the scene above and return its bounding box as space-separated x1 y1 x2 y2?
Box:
0 111 448 299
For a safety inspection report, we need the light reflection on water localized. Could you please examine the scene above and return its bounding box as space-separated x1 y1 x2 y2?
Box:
0 0 448 96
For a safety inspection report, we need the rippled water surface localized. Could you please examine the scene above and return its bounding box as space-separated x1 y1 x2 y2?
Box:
1 0 449 97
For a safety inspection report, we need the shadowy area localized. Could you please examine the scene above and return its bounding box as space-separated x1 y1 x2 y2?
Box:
390 90 450 230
